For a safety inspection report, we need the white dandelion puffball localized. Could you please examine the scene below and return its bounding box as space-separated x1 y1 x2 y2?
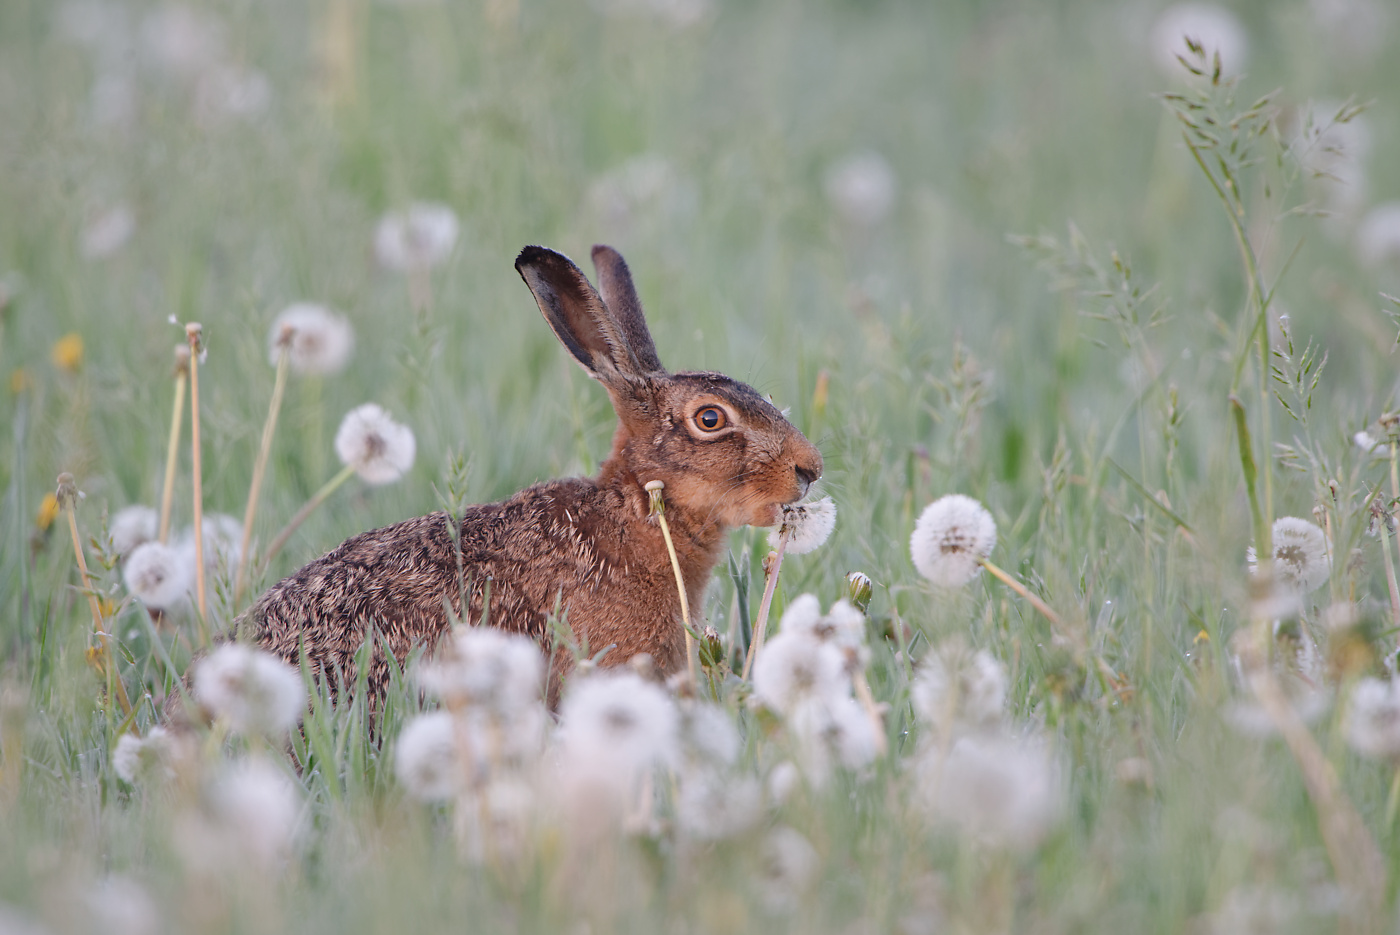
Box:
674 769 761 841
194 64 271 126
1357 202 1400 268
140 3 224 80
586 153 698 237
209 758 304 869
110 504 157 558
825 151 897 227
557 671 680 778
268 303 355 376
415 626 544 713
1346 678 1400 760
395 711 464 802
85 875 161 935
1248 516 1330 595
1354 430 1391 460
910 494 997 588
752 630 849 717
335 403 416 485
374 202 459 271
759 826 821 913
787 694 880 783
780 595 867 655
177 513 243 574
123 541 192 610
680 702 743 766
1148 3 1249 78
192 643 306 737
917 732 1062 851
912 645 1007 731
770 496 837 555
112 726 189 785
81 203 135 259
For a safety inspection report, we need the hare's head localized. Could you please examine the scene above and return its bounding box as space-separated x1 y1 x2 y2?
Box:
516 245 822 529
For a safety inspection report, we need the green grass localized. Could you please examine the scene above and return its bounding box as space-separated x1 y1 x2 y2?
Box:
3 0 1400 931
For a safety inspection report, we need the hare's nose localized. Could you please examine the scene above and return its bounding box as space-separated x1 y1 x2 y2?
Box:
795 464 819 497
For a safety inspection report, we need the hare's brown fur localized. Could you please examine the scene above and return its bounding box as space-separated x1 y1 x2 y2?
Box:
243 245 822 700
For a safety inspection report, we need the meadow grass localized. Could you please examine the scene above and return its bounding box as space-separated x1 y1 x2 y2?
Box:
2 0 1400 932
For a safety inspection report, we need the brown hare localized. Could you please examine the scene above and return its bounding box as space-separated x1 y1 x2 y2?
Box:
243 244 823 700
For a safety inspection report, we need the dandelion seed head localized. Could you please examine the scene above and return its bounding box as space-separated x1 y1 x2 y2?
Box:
394 710 464 802
769 496 836 555
1357 202 1400 268
910 494 997 588
268 303 354 376
81 203 135 259
374 202 459 271
674 768 761 841
454 777 538 865
1248 516 1330 595
751 631 849 716
177 513 243 575
824 151 896 227
680 702 743 766
85 875 160 935
1354 429 1390 459
415 626 544 714
917 732 1062 851
557 671 680 779
787 695 879 784
1148 3 1249 78
194 64 271 126
766 760 801 806
140 4 224 80
1345 677 1400 759
912 644 1007 731
192 643 305 737
206 757 303 870
335 403 416 485
110 504 157 558
112 726 190 784
123 541 192 610
586 153 697 238
758 826 821 913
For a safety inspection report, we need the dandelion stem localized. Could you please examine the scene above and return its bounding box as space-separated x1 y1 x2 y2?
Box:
852 670 888 757
263 463 357 569
59 476 132 716
742 528 791 681
646 482 697 690
236 345 291 606
1386 769 1400 830
158 366 187 544
187 326 207 618
1378 515 1400 634
978 558 1063 628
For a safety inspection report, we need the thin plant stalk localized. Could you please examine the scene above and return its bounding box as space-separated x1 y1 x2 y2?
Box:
186 325 207 618
645 481 697 690
263 463 357 568
742 527 792 681
158 349 189 544
1378 513 1400 632
57 474 132 716
978 557 1063 628
852 669 887 756
235 344 291 605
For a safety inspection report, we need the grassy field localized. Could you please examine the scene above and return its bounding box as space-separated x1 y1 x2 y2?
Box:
3 0 1400 931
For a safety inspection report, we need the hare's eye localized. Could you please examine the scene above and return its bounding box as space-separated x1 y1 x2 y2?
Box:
694 406 727 432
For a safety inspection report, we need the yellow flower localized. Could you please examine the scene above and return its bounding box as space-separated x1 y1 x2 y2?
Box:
35 493 60 532
8 368 29 394
51 333 84 372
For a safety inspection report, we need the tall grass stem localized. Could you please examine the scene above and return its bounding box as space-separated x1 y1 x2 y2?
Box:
236 346 291 606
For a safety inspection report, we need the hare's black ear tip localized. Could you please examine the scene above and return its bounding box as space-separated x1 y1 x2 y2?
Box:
590 243 622 262
515 244 554 271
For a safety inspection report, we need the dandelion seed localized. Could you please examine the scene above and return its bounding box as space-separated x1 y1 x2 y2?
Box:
1247 516 1331 595
415 626 544 714
268 303 354 376
192 643 305 737
123 541 192 610
917 731 1062 852
112 726 189 784
758 826 821 913
334 403 416 485
395 710 464 802
912 643 1007 731
110 505 157 558
674 768 761 841
203 757 303 870
910 494 997 588
373 202 459 271
1148 3 1249 77
1357 202 1400 268
769 496 836 555
1345 677 1400 760
81 203 135 259
751 631 848 716
824 152 896 227
556 671 680 778
85 875 160 935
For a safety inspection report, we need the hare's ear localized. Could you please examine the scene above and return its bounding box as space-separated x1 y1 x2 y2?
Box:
591 245 664 374
515 246 659 380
